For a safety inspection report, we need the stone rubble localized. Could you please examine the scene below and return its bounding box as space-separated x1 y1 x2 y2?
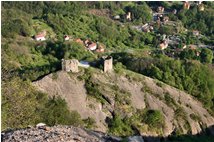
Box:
1 125 124 142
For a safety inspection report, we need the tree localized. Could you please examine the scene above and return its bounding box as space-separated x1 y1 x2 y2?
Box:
200 48 213 64
125 2 152 23
180 49 197 60
41 96 82 126
2 77 41 129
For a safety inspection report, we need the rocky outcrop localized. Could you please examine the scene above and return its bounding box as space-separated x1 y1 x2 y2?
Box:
33 71 108 132
1 125 122 142
33 69 214 137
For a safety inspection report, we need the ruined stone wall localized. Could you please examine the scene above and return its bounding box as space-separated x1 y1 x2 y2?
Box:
102 56 113 72
61 59 79 72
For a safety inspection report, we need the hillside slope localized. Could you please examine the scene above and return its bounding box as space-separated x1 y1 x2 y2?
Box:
33 68 214 137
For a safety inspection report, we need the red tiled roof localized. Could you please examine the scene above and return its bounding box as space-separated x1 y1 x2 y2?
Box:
88 43 96 48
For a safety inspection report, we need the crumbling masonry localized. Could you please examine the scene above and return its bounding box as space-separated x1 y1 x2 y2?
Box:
61 59 79 72
102 56 113 72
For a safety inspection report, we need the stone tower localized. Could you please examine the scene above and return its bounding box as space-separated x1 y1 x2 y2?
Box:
102 56 113 73
61 59 79 72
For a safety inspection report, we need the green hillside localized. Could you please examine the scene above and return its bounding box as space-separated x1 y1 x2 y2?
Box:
1 1 214 141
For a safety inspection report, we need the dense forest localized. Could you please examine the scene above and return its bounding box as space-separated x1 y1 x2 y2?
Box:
1 1 214 141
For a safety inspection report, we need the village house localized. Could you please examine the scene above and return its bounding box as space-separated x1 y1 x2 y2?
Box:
159 40 168 50
126 12 131 21
141 23 154 33
192 30 200 36
183 1 190 10
114 15 120 20
88 42 97 51
75 38 84 45
84 39 91 47
189 45 197 50
96 44 105 52
35 31 46 41
157 6 164 13
142 23 150 32
64 35 70 41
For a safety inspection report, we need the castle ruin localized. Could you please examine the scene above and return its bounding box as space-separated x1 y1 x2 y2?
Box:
61 59 79 72
102 56 113 73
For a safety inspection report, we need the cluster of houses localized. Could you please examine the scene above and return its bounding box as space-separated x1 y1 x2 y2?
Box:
132 23 154 33
34 30 70 41
183 1 205 11
158 29 201 51
34 31 105 53
74 38 105 53
141 23 154 33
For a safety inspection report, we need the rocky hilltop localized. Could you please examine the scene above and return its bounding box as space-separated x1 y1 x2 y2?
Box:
1 125 145 142
33 68 214 137
1 125 120 142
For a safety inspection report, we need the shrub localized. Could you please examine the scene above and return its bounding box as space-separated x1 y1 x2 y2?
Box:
108 114 134 136
41 96 83 126
142 109 165 129
83 117 96 129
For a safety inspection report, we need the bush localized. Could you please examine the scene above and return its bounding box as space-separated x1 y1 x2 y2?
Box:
124 56 214 114
83 117 96 129
41 96 83 126
142 109 165 129
108 114 134 136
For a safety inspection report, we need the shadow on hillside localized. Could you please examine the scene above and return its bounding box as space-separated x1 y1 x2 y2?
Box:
17 61 61 81
139 125 214 142
92 124 214 142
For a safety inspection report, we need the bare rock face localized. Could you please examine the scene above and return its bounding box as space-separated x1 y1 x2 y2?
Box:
33 70 214 137
33 71 108 132
1 125 122 142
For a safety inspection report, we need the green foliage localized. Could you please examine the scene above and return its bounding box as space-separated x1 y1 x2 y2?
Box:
125 109 165 135
200 48 213 64
124 56 214 113
189 113 201 121
108 114 134 136
126 2 152 23
1 77 83 130
1 77 41 130
142 109 165 129
180 49 198 60
41 96 82 126
114 62 126 74
85 81 106 104
2 8 33 37
52 72 58 80
175 107 187 120
178 7 214 36
164 92 177 108
159 25 176 35
83 117 96 129
81 69 107 104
